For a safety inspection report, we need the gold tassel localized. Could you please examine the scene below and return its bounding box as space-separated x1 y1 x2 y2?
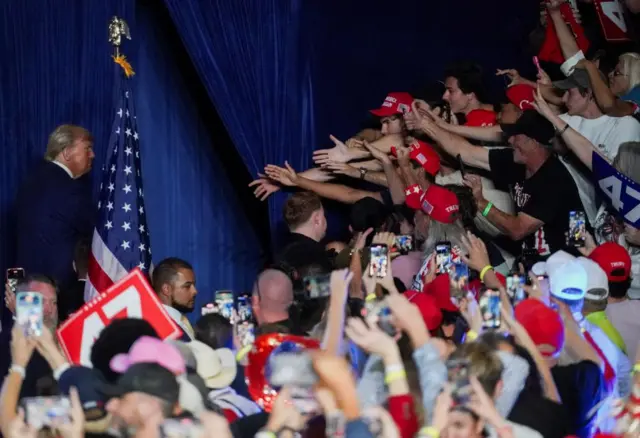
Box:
112 54 135 78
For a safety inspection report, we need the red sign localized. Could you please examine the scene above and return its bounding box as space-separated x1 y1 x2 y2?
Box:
57 268 181 366
594 0 630 42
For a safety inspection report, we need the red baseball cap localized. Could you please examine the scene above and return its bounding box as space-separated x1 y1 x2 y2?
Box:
424 274 458 312
506 85 536 110
391 141 441 177
514 299 564 357
589 242 632 283
464 109 497 127
404 290 443 330
370 92 414 117
420 185 460 224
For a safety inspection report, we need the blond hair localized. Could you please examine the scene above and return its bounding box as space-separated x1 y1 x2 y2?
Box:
612 142 640 182
45 125 92 161
619 52 640 92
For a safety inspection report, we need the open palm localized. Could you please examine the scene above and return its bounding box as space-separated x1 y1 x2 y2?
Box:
264 161 299 187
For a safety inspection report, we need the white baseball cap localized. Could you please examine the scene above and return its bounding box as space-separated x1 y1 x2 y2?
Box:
577 257 609 301
549 259 587 301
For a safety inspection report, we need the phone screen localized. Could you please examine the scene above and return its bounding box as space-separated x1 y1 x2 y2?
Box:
394 235 414 254
237 295 252 322
201 303 216 316
23 396 70 430
16 292 43 337
506 273 527 306
6 268 25 293
449 262 469 291
435 242 452 274
369 244 389 278
268 352 319 388
479 289 501 330
569 211 586 247
446 359 472 404
376 306 397 337
214 291 234 321
303 274 332 299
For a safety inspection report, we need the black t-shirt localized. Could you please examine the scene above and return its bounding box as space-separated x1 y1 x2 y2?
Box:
508 390 571 438
488 149 586 258
551 360 604 438
275 233 332 272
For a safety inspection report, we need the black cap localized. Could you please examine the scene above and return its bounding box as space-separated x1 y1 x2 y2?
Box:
59 366 108 421
500 110 556 146
98 363 179 404
553 69 592 91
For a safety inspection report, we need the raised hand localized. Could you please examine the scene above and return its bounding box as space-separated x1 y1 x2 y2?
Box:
264 161 299 187
323 161 359 178
312 135 352 166
248 173 281 201
496 69 523 87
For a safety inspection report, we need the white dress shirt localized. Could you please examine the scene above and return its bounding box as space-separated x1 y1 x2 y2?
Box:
52 160 74 179
162 304 193 340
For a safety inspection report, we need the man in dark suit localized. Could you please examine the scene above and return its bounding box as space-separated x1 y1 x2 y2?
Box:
15 124 95 297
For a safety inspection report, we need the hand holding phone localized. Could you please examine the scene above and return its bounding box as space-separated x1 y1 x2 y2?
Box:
16 292 43 337
506 273 527 306
479 289 501 330
446 359 472 404
568 211 586 248
533 56 541 71
6 268 25 294
23 396 70 430
214 291 234 321
435 242 452 275
369 244 389 278
303 274 332 299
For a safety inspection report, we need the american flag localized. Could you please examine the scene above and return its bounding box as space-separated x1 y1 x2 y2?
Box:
85 74 153 301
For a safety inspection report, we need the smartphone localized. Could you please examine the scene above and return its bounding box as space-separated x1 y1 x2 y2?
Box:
376 306 397 337
568 211 586 248
369 244 389 278
394 235 414 254
268 352 319 388
201 302 216 316
237 295 253 322
159 418 204 438
16 292 43 337
449 262 469 291
446 359 472 404
479 289 501 330
303 273 332 299
237 321 255 347
507 273 527 306
435 242 452 275
23 396 70 430
6 268 25 293
214 291 234 321
457 154 466 178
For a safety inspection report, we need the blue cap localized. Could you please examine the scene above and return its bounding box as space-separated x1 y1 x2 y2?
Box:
58 366 108 420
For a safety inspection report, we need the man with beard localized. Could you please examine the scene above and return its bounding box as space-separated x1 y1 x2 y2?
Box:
152 258 198 341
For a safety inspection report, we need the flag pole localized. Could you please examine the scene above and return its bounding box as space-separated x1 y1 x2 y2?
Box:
108 16 135 77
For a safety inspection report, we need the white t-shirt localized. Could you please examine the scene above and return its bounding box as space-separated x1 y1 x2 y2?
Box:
558 114 640 225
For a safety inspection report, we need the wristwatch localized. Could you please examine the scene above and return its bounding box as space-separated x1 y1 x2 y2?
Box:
359 167 368 180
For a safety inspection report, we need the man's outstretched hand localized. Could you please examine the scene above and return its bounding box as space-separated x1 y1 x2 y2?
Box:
248 173 281 201
313 135 353 166
264 161 300 187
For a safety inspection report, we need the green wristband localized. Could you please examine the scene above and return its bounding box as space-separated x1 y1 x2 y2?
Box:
482 202 493 217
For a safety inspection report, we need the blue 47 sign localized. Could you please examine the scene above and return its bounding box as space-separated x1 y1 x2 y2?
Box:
593 152 640 227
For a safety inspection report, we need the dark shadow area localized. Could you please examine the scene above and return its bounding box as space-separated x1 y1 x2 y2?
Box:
137 0 271 256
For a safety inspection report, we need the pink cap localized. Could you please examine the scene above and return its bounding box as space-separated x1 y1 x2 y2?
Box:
110 336 186 376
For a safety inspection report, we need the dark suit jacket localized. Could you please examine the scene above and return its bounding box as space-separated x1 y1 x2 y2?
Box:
15 161 93 290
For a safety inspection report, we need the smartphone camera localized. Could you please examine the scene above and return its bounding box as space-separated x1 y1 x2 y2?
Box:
303 274 332 299
446 359 472 405
214 291 234 321
568 211 586 248
394 235 414 255
6 268 25 293
449 262 469 291
479 289 501 330
506 273 527 306
435 242 452 275
23 396 70 430
16 292 43 337
369 244 389 278
268 352 319 389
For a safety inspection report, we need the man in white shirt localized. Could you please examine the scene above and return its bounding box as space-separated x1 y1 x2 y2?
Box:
151 257 198 340
553 70 640 224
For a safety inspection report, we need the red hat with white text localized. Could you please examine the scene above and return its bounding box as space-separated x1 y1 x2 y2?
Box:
506 85 536 111
464 109 497 127
404 184 459 224
589 242 632 283
370 92 414 117
390 140 440 177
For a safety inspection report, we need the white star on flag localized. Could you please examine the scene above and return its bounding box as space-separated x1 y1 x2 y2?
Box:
139 225 145 233
121 241 130 250
125 147 132 156
105 221 113 229
108 183 115 192
139 206 144 214
133 132 139 140
122 222 131 231
111 165 116 173
122 203 132 212
139 243 146 251
123 184 132 194
107 202 114 211
115 127 120 134
124 166 132 175
117 108 123 117
125 128 132 137
138 262 146 270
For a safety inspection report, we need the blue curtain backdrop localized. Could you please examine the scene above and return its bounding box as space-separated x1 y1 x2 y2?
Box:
162 0 317 245
164 0 540 242
0 0 263 332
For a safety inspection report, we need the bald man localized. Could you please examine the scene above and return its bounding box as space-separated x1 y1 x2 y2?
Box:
251 269 303 335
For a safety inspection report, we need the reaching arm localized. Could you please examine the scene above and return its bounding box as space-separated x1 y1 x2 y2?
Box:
296 177 383 204
419 118 490 170
298 167 334 182
548 7 580 62
477 197 544 241
582 61 637 117
440 123 504 143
